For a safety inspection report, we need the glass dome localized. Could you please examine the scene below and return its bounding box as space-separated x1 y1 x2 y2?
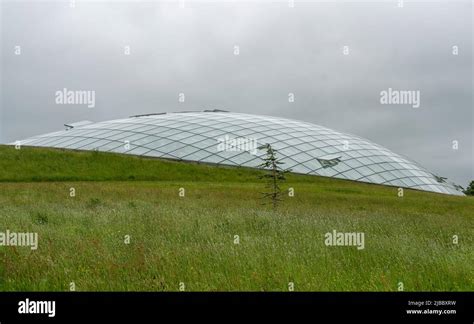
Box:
16 111 464 195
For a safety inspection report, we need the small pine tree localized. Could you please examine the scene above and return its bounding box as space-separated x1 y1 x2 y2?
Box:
463 181 474 196
258 143 291 209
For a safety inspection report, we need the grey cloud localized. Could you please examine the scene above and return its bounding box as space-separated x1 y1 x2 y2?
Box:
1 0 472 186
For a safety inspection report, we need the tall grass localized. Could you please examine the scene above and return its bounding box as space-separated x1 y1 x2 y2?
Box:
0 146 472 291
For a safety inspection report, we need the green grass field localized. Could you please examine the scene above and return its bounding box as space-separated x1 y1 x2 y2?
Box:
0 145 472 291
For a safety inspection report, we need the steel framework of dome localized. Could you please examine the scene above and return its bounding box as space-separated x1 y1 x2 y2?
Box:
15 110 463 195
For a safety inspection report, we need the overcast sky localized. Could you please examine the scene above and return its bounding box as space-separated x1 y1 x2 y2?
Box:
1 0 472 186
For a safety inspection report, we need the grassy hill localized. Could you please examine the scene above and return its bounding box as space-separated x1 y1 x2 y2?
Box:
0 145 472 291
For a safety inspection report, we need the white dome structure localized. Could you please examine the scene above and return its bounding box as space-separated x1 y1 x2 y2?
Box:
16 110 464 195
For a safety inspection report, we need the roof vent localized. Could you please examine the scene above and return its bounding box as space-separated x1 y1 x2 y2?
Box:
64 120 93 130
130 113 167 118
433 175 447 183
203 109 229 113
317 155 342 168
130 110 229 118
